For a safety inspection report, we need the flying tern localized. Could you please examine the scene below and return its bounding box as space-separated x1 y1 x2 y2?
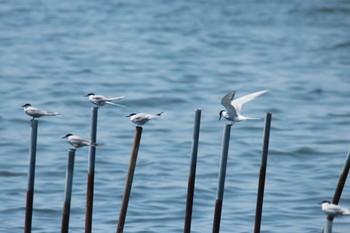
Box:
62 133 101 150
85 93 125 108
219 90 268 124
22 103 60 120
321 201 350 217
126 112 164 126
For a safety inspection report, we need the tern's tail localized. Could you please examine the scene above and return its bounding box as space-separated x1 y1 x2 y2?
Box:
107 96 125 101
342 209 350 215
46 112 60 116
105 101 126 107
91 142 105 147
240 115 261 121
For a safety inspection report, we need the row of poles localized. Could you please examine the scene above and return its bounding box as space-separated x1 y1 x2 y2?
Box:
23 107 349 232
24 108 271 233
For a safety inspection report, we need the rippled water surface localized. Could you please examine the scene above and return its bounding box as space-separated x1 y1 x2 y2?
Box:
1 1 350 232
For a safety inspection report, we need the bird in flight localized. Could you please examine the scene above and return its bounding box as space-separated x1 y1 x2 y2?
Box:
219 90 268 125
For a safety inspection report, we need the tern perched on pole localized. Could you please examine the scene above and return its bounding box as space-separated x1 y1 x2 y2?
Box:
85 93 125 108
219 90 268 125
321 201 350 217
22 103 60 120
62 134 101 150
126 112 164 126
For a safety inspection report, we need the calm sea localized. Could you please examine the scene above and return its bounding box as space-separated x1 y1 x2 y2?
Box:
1 1 350 232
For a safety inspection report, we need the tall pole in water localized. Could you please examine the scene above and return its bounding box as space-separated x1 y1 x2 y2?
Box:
212 123 232 233
24 120 38 233
254 112 272 233
323 149 350 233
116 126 143 233
61 149 76 233
85 107 98 233
184 109 201 233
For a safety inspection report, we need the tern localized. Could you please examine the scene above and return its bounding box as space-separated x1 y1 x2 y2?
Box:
85 93 125 108
126 112 164 126
62 133 101 150
321 201 350 217
22 103 60 120
219 90 268 124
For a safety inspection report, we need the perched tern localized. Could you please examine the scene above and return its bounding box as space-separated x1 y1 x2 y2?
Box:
321 201 350 217
62 133 101 150
22 103 60 120
219 90 268 124
85 93 125 108
126 112 164 126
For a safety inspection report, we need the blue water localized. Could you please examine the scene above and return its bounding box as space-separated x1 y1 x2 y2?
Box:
1 1 350 232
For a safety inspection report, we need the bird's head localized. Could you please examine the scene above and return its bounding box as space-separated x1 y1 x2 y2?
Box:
62 133 73 139
22 103 31 108
85 93 95 97
126 113 137 117
219 110 225 120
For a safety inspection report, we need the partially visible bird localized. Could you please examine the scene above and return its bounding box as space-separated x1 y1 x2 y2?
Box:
22 103 60 120
219 90 268 124
62 133 101 150
85 93 125 108
321 201 350 217
126 112 164 126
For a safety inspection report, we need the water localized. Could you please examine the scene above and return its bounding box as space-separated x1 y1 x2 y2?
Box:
1 0 350 232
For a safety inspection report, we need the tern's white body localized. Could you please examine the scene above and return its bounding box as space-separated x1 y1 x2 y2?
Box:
127 112 164 126
85 93 125 107
62 134 98 149
219 90 268 124
22 103 60 120
322 201 350 217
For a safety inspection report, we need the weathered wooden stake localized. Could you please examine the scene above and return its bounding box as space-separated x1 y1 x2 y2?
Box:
184 109 201 233
61 149 76 233
85 107 98 233
323 149 350 233
116 126 143 233
24 120 38 233
212 123 231 233
254 112 272 233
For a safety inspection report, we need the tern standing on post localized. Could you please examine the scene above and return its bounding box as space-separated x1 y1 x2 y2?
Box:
22 103 60 120
62 134 101 150
126 112 164 126
85 93 125 108
321 201 350 217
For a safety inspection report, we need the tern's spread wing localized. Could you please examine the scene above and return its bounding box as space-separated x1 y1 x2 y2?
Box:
231 90 268 114
221 91 238 117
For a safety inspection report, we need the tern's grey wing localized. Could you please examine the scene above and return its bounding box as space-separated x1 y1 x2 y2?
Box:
221 91 238 116
93 95 108 102
232 90 268 114
26 108 46 117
